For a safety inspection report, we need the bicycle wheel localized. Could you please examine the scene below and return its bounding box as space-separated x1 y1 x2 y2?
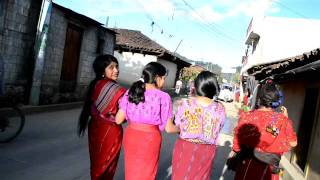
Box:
0 107 25 143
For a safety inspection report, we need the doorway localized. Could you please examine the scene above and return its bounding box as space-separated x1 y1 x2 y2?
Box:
60 23 83 93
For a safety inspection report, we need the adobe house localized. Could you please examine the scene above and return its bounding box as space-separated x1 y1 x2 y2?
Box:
39 3 116 104
0 1 116 105
112 28 191 89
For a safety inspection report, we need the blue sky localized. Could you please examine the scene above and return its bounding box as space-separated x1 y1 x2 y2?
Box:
53 0 320 72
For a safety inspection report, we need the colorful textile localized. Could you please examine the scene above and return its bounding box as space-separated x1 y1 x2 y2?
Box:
172 138 217 180
233 110 297 154
232 110 297 180
119 89 172 131
234 157 279 180
174 98 226 144
92 79 126 119
88 79 126 180
123 123 162 180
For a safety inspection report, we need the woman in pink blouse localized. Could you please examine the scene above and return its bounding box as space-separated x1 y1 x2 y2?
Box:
115 62 178 180
171 71 226 180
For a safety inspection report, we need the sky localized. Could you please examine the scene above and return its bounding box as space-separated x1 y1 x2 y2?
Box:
53 0 320 73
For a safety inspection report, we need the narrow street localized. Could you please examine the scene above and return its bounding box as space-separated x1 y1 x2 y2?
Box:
0 100 239 180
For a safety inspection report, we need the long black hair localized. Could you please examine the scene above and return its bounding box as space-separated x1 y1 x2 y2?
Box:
78 54 119 136
128 62 167 105
256 79 281 108
194 71 220 99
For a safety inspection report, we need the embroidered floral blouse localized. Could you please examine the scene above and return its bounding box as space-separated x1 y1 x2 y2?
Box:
119 89 172 131
233 110 297 154
174 98 226 144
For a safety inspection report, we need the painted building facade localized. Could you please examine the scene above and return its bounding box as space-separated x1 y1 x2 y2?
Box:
113 28 191 89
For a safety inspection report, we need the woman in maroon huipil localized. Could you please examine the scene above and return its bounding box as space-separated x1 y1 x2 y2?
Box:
78 54 126 180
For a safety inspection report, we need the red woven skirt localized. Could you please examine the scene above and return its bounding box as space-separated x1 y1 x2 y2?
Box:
123 123 162 180
88 119 123 180
235 157 279 180
172 138 217 180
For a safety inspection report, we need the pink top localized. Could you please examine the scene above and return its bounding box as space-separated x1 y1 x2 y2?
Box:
119 89 173 131
174 98 226 144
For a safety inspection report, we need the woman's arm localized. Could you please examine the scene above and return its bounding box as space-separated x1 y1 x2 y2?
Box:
115 110 126 124
165 118 180 133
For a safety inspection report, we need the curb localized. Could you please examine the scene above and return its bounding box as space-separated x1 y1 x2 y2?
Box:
0 102 84 115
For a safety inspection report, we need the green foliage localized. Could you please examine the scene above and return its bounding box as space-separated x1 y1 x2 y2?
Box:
179 66 204 81
233 72 240 83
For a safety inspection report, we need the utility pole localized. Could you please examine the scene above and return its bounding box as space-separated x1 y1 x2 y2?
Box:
105 16 109 27
173 39 183 54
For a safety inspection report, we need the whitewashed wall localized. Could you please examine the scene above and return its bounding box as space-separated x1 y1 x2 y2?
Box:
158 58 177 88
114 51 156 87
114 51 178 89
242 16 320 73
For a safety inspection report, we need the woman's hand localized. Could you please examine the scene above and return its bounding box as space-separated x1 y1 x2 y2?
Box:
115 110 126 124
165 119 180 133
289 140 297 147
280 106 288 117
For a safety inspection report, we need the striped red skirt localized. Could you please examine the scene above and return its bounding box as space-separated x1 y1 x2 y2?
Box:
123 123 162 180
235 157 279 180
88 118 123 180
172 138 217 180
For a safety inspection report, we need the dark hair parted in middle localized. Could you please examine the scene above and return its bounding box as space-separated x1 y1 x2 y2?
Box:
128 62 167 105
257 81 280 108
194 71 220 99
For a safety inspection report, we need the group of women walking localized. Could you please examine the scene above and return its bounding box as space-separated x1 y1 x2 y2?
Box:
78 54 297 180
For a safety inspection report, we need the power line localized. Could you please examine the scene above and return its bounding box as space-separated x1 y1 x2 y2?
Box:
273 0 311 19
181 0 241 43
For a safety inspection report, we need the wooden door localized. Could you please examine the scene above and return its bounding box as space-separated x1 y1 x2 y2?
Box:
60 24 83 92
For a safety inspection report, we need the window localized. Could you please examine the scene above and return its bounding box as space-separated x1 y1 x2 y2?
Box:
294 88 319 172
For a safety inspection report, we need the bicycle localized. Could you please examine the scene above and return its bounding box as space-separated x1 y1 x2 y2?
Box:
0 88 26 143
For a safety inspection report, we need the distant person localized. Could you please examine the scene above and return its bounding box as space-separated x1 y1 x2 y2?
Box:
188 79 195 96
78 54 126 180
175 79 183 95
115 62 178 180
241 88 251 112
170 71 226 180
230 79 297 180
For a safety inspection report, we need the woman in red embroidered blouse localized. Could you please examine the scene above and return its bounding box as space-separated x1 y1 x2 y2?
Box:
78 55 126 180
232 80 297 180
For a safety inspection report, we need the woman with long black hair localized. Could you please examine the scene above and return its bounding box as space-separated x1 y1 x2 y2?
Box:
231 79 297 180
78 54 126 180
115 62 178 180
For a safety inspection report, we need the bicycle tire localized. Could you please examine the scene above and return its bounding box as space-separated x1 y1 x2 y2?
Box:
0 106 25 143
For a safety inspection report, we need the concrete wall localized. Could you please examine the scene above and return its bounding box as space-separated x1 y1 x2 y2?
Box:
279 80 320 180
0 0 41 93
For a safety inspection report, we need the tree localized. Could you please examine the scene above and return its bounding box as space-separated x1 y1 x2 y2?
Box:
232 72 240 84
179 65 205 81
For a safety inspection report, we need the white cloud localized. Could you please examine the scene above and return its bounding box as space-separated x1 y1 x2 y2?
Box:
190 5 224 22
185 0 280 23
226 0 279 18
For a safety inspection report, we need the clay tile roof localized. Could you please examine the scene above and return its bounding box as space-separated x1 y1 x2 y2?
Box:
248 48 320 79
112 28 166 54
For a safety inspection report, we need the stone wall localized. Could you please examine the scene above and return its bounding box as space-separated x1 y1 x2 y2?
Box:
0 0 41 103
40 5 115 104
